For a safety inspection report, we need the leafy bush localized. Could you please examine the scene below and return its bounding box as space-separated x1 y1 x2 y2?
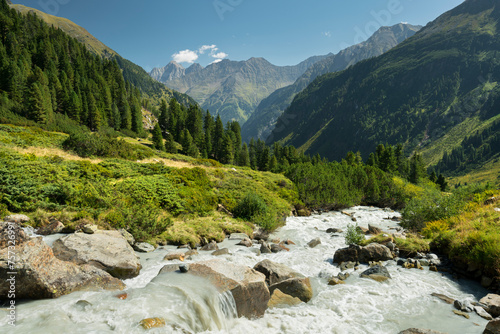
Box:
233 192 267 221
345 223 365 245
63 131 153 160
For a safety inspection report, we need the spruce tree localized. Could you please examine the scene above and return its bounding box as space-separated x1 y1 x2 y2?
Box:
152 122 165 151
164 132 177 154
28 82 46 123
158 99 169 136
238 143 250 167
87 94 101 131
219 133 233 164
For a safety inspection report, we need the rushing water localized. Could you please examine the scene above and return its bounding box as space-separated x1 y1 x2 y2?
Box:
1 207 490 334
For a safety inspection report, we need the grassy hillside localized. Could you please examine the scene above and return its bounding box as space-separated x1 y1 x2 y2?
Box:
0 124 297 245
268 0 500 181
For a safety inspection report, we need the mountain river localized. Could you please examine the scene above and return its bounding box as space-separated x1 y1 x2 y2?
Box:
0 207 490 333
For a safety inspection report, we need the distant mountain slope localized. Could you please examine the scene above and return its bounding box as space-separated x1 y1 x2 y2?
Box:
241 23 421 143
150 56 327 124
268 0 500 169
11 4 195 107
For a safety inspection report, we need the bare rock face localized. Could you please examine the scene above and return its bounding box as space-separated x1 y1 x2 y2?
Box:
253 259 304 286
160 259 270 318
0 222 125 299
52 230 141 279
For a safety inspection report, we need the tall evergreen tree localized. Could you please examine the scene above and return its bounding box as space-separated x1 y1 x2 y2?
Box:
152 122 165 151
87 94 101 131
28 82 47 123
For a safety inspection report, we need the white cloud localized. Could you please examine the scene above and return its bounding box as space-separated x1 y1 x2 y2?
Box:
172 49 199 64
322 31 332 38
199 44 217 54
172 44 228 64
210 59 224 64
212 52 228 60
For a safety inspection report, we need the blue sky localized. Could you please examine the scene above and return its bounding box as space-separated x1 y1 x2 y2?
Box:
13 0 464 71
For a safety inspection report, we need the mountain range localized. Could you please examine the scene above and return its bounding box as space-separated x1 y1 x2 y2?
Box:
267 0 500 175
149 55 328 124
241 23 422 142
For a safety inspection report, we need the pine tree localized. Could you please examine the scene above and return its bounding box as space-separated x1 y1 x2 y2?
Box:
152 122 165 151
181 129 198 158
87 94 101 131
219 133 233 164
213 114 224 160
67 91 81 122
158 99 169 136
28 82 46 123
164 132 177 154
238 143 250 167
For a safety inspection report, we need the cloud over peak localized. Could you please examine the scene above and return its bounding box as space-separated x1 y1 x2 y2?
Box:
172 44 228 65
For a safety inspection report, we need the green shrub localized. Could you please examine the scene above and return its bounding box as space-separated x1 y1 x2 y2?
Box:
233 192 267 221
345 223 365 245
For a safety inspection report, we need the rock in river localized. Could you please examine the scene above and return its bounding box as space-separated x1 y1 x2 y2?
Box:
52 230 141 279
333 243 393 264
269 277 313 303
253 259 304 286
160 259 270 318
0 221 125 299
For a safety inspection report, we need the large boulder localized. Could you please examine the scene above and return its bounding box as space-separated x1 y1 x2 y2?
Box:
333 243 393 264
483 319 500 334
480 294 500 318
253 259 304 286
52 231 141 279
360 265 391 282
159 259 270 318
269 277 313 303
36 218 65 236
333 245 361 264
0 222 125 299
359 243 393 263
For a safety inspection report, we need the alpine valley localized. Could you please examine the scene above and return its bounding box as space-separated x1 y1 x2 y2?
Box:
0 0 499 333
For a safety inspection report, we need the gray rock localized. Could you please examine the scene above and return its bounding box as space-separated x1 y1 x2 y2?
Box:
454 299 474 312
254 259 304 286
0 224 125 299
212 248 230 256
118 229 135 246
4 214 30 224
474 306 493 320
81 224 98 234
36 219 65 236
419 259 430 266
368 224 382 235
326 228 343 233
270 243 283 253
360 265 391 282
159 259 269 318
179 264 189 273
386 241 395 251
133 242 155 253
230 233 249 240
52 231 142 279
307 238 321 248
481 276 494 288
237 238 253 247
359 243 393 263
426 253 438 260
201 240 219 251
337 272 350 281
340 261 356 271
260 242 272 254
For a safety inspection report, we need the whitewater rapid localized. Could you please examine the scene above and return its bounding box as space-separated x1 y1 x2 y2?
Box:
1 207 490 333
